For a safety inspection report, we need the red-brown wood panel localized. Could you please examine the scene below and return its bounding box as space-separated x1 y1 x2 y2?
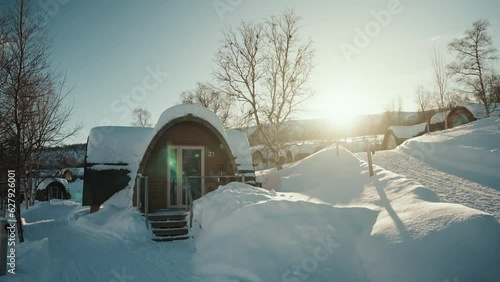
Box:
135 121 236 211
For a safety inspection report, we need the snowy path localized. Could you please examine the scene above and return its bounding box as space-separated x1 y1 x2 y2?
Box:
10 202 204 282
357 150 500 222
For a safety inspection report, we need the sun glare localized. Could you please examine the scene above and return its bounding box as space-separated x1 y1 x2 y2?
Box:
321 93 359 131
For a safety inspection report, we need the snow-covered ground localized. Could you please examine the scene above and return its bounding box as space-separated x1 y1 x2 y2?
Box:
2 118 499 282
358 117 500 221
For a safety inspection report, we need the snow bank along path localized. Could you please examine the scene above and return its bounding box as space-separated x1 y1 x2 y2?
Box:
358 117 500 221
196 147 500 282
358 150 500 221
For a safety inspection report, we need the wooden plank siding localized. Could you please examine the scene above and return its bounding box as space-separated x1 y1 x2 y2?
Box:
134 119 237 212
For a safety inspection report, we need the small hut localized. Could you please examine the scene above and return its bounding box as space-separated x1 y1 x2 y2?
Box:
446 106 476 129
430 103 500 130
35 178 71 201
83 105 254 213
381 122 428 150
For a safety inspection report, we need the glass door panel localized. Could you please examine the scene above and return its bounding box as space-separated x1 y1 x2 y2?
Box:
182 149 203 202
167 146 204 208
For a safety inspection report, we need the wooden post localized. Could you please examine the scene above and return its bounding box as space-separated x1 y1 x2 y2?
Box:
367 142 374 177
136 176 141 209
90 205 100 213
144 176 149 229
336 142 339 156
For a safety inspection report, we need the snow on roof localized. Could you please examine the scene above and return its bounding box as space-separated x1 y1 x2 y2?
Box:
460 102 500 119
36 178 68 190
225 130 254 172
430 111 449 124
86 105 231 171
388 122 427 139
86 126 153 170
154 104 227 139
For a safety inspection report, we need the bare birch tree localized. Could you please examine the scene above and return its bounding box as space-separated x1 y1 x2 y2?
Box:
448 19 498 116
131 107 152 127
213 8 314 165
180 82 232 127
0 0 80 242
431 47 450 113
414 85 431 122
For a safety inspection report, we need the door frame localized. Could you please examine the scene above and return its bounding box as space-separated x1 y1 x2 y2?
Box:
167 145 205 208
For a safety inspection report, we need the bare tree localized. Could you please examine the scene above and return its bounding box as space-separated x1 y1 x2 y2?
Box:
448 19 498 116
0 0 80 242
431 47 450 114
397 95 404 124
131 107 152 127
384 95 405 126
180 82 232 127
213 8 314 165
414 85 431 122
486 73 500 104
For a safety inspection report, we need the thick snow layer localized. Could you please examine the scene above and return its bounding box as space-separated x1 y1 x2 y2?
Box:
387 122 427 139
249 147 500 281
86 106 241 174
399 117 500 189
155 104 227 139
192 183 377 282
86 126 153 169
36 178 68 190
225 129 254 172
430 111 449 124
461 102 500 119
61 167 84 177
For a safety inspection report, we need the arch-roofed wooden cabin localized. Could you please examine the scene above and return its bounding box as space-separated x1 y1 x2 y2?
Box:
446 106 476 129
83 104 254 212
35 178 71 201
381 122 428 150
430 103 500 130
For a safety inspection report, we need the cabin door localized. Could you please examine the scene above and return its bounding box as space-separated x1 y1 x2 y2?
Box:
167 146 205 208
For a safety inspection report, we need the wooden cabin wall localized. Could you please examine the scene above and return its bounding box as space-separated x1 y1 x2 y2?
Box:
136 121 237 211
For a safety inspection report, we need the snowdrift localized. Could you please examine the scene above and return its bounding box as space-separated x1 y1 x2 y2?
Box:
194 147 500 282
399 117 500 189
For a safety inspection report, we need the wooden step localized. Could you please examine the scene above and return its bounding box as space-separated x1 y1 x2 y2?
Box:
152 235 191 242
152 227 189 237
147 214 187 221
151 220 187 229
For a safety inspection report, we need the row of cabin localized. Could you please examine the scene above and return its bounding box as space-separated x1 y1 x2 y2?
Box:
83 104 255 213
382 103 500 150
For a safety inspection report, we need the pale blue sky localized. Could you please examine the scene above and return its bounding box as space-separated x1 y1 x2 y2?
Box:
40 0 500 143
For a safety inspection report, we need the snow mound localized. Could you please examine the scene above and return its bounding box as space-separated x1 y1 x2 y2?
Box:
225 129 254 172
194 147 500 281
192 183 377 282
399 117 500 189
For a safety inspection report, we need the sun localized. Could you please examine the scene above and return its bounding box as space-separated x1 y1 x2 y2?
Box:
321 94 359 131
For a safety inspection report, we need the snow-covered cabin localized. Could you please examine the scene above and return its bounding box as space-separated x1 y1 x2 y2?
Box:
35 178 71 201
428 103 500 131
381 122 428 150
83 105 254 212
446 103 499 129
